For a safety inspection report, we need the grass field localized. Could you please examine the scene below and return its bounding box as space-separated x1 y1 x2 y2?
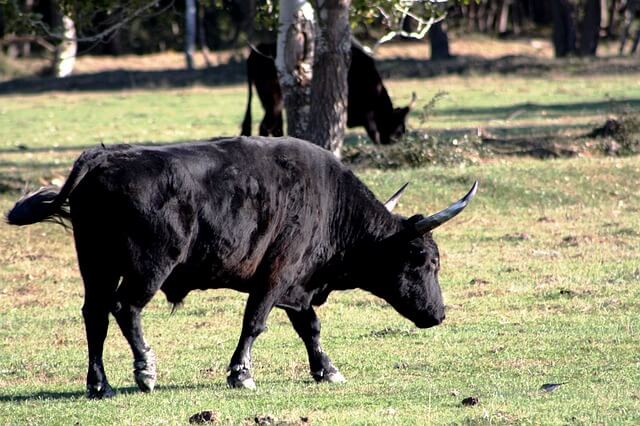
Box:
1 51 640 424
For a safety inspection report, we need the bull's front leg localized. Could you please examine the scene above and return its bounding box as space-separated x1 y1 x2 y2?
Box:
285 307 345 383
227 289 280 389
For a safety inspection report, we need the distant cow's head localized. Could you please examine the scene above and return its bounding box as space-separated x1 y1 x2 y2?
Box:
351 182 477 328
380 93 417 145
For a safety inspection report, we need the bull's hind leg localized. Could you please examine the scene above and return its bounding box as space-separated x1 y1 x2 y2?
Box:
111 275 165 393
285 307 345 383
78 267 119 399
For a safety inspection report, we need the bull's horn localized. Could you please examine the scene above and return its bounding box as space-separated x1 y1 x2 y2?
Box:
414 181 478 234
384 182 409 212
407 92 417 109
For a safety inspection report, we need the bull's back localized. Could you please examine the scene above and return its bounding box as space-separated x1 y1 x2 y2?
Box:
69 138 345 282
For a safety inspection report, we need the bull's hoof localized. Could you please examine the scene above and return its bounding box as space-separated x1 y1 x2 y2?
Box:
227 375 257 390
134 348 157 392
134 370 157 392
87 383 116 399
325 370 346 383
312 368 346 384
227 365 256 390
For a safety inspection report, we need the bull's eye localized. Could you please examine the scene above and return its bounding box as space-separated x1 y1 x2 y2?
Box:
408 247 427 266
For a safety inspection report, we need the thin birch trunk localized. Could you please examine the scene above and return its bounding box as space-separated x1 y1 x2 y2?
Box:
53 16 76 78
276 0 315 139
185 0 196 70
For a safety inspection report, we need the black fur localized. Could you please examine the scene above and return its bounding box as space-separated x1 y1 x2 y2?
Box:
7 136 450 397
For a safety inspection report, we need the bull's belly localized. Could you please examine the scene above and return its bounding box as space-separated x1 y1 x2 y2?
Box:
159 263 254 305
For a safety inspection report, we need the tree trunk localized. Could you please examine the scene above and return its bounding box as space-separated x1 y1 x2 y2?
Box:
185 0 196 70
606 0 619 36
499 0 512 34
579 0 601 55
276 0 315 139
53 16 76 77
551 0 577 57
531 0 553 24
307 0 351 158
429 21 451 60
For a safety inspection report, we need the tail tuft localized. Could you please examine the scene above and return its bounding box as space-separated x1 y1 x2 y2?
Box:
6 186 70 227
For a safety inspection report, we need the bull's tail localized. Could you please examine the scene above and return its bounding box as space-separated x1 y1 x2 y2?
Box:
6 150 100 227
240 61 253 136
6 186 70 227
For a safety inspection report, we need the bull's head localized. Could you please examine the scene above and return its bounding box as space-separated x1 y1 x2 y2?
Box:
381 92 417 145
351 182 477 328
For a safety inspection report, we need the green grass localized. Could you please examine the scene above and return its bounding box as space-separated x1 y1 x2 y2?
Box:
1 70 640 424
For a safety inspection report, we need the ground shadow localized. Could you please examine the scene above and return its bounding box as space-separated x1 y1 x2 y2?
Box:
376 54 640 80
0 139 183 154
434 99 640 119
0 383 225 402
2 54 640 96
0 61 246 95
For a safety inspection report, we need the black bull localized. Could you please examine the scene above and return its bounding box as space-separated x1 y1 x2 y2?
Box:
241 43 416 145
7 137 477 398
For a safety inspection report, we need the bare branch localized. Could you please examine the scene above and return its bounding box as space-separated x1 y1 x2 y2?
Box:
371 0 449 50
28 0 170 43
0 35 56 52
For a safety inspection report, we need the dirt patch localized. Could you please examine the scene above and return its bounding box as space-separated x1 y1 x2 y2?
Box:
462 396 479 406
248 414 310 426
367 327 418 338
501 233 532 242
189 411 220 424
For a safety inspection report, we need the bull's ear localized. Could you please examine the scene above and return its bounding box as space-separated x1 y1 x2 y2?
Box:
384 182 409 212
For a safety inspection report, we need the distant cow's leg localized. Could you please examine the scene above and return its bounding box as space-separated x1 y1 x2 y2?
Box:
620 14 633 54
227 288 282 389
259 115 271 136
112 276 163 393
631 28 640 54
259 111 284 137
285 307 345 383
364 112 381 144
272 113 284 137
80 270 119 399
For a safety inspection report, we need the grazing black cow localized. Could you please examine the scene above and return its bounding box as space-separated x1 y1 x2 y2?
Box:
241 43 416 145
7 137 476 398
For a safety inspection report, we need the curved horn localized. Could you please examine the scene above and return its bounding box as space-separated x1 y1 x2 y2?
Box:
384 182 409 212
414 181 478 234
407 92 417 109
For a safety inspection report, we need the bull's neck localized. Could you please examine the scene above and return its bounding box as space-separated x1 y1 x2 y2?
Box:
321 198 404 292
333 199 403 253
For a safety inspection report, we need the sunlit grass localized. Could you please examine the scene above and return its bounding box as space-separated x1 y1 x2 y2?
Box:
1 71 640 424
